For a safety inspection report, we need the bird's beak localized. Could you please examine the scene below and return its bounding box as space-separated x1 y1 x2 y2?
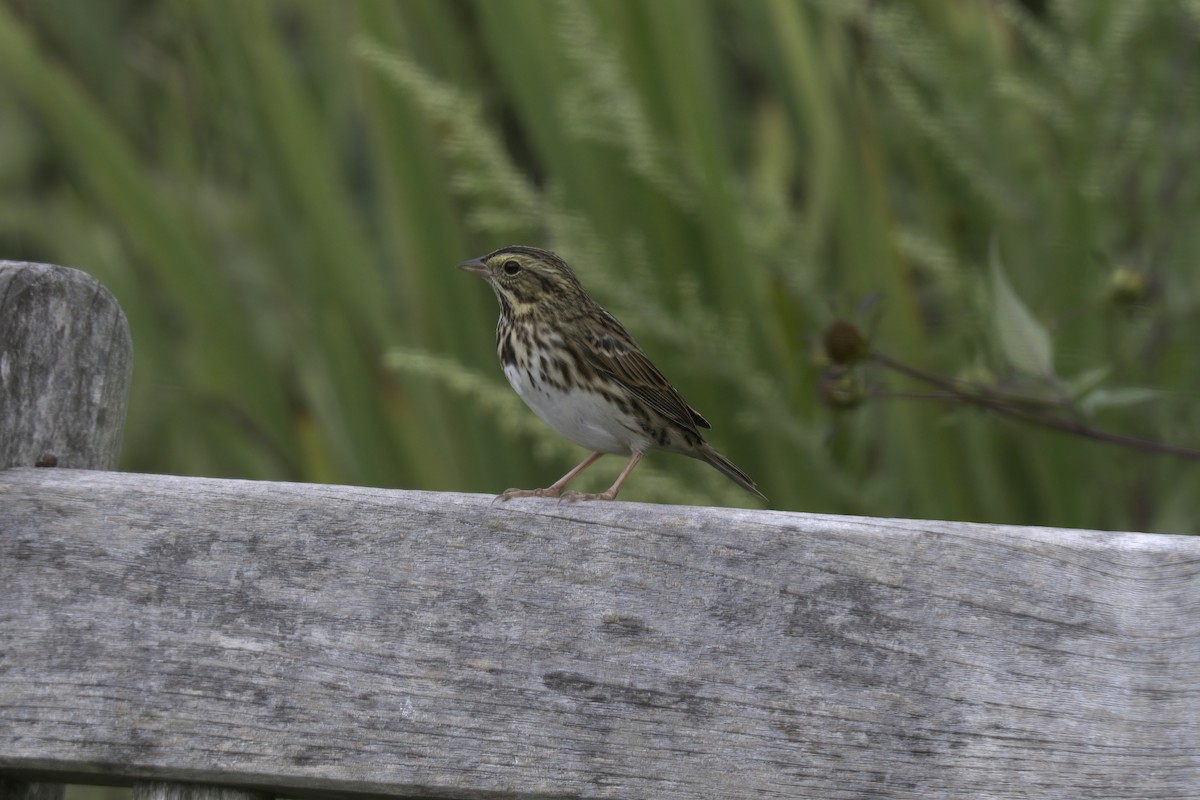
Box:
456 257 490 277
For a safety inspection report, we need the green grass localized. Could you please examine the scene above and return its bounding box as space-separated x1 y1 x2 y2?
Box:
2 0 1198 541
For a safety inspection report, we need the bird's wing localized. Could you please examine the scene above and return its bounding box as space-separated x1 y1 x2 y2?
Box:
578 312 711 434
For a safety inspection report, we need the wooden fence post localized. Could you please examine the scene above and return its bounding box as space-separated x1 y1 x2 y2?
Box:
1 264 261 800
0 261 131 471
0 779 64 800
133 782 269 800
0 261 132 800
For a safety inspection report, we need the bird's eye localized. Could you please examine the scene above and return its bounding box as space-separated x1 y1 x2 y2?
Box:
502 260 521 275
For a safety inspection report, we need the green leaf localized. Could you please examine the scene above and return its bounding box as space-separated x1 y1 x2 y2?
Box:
1065 365 1111 399
1081 387 1163 414
989 244 1054 376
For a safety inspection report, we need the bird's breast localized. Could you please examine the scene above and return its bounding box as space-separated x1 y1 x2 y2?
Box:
502 358 647 454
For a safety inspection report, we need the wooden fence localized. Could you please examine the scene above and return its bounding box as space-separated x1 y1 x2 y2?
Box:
2 261 1198 800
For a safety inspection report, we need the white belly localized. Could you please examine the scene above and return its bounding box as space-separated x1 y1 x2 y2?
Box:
504 362 645 454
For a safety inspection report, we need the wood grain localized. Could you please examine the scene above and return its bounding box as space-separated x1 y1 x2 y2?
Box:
2 468 1198 799
0 261 132 471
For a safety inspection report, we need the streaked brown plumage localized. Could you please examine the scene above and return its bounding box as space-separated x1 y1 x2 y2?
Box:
458 245 765 502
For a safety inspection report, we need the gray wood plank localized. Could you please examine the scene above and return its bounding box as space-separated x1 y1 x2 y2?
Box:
1 468 1198 799
0 261 132 471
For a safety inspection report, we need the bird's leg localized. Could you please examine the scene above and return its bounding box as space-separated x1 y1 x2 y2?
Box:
498 452 605 500
562 451 643 502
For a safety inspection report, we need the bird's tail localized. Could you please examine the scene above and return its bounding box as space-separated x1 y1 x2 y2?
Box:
697 444 767 501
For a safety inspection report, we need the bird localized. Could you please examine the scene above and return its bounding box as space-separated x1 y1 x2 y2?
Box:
457 244 765 502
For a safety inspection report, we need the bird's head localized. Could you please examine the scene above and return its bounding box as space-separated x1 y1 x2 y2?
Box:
457 245 589 316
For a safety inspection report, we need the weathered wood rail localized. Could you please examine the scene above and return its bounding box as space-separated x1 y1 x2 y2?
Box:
2 262 1199 800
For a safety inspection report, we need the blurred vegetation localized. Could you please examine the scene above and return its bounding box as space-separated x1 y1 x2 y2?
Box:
3 0 1199 545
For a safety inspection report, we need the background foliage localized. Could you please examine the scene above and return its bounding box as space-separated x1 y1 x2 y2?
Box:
3 0 1199 549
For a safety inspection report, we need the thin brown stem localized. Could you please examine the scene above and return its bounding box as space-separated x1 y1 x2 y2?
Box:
870 352 1200 461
